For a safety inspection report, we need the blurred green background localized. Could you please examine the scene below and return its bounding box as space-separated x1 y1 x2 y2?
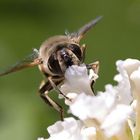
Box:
0 0 140 139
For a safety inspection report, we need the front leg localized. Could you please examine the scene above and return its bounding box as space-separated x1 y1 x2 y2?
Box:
86 61 99 94
81 44 86 62
39 79 64 121
48 77 71 101
86 61 99 74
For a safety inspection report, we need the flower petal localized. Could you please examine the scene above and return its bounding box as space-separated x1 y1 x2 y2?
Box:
101 104 133 137
47 118 84 140
70 90 117 122
60 65 97 102
130 66 140 100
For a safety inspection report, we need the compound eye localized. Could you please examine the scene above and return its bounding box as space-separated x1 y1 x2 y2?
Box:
68 44 82 61
48 54 62 75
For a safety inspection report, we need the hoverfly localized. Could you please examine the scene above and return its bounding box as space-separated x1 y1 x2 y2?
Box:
0 16 102 120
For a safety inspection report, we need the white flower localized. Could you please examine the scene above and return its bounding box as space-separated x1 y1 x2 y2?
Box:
39 58 140 140
130 66 140 101
38 138 46 140
123 59 140 137
46 117 97 140
69 90 133 138
60 64 98 105
70 89 117 122
101 104 133 137
114 60 133 104
123 59 140 77
61 65 92 95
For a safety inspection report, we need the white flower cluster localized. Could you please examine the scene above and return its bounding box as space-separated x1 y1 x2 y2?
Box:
38 59 140 140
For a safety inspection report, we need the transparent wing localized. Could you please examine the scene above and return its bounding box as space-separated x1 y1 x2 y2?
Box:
70 16 103 42
0 49 42 76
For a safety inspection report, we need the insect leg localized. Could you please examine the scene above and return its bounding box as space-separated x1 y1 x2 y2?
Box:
81 44 86 62
48 77 71 101
86 61 99 74
86 61 99 94
39 80 64 121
